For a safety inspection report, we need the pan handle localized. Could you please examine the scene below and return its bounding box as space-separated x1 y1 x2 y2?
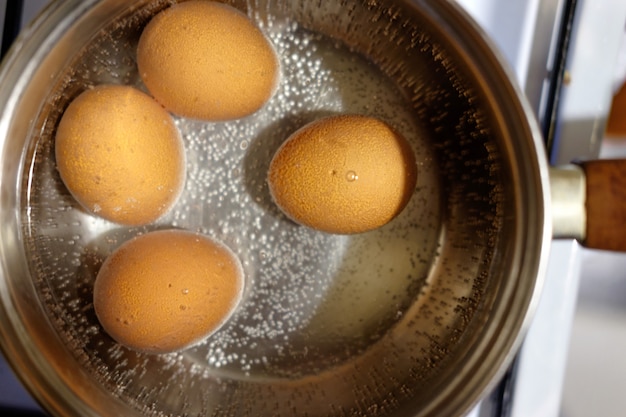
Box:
579 159 626 251
551 160 626 251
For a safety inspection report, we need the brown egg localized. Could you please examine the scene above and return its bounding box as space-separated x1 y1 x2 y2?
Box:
55 84 185 226
268 115 417 234
93 230 244 354
137 1 279 121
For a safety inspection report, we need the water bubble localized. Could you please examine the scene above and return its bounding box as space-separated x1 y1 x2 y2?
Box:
346 171 358 182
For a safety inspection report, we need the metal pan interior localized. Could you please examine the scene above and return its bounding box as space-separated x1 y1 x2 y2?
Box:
1 0 547 416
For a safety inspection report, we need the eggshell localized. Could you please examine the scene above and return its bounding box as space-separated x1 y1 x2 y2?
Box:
93 230 244 354
55 84 185 226
268 115 417 234
137 0 279 121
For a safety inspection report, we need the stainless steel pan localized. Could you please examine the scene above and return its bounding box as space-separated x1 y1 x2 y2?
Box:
0 1 618 416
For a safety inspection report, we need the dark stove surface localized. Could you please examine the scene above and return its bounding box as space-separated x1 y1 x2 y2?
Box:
0 356 45 415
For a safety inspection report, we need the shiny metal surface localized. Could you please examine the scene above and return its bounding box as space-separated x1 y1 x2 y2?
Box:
0 1 550 416
549 165 585 240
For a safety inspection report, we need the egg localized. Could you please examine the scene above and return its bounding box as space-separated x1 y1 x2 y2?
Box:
93 230 244 354
268 115 417 234
136 0 280 121
55 84 185 226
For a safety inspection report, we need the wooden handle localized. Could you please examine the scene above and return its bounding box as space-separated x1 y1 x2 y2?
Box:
580 159 626 251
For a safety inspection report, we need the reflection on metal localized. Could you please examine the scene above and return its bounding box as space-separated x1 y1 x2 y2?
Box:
550 165 586 241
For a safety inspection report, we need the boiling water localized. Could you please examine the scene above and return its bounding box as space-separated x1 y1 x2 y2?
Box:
22 1 459 415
